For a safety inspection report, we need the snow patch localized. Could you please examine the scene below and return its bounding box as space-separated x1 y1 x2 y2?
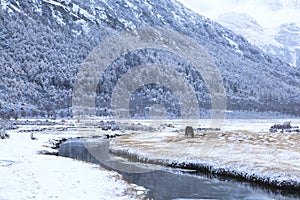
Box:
8 3 20 12
119 18 137 29
43 0 64 7
95 6 107 20
74 19 90 34
223 34 243 55
0 124 138 200
1 0 20 13
1 0 10 10
124 0 137 10
52 10 66 26
78 7 95 21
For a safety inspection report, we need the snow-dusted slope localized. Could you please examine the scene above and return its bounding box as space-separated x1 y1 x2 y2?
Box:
1 0 300 118
217 12 300 67
179 0 300 67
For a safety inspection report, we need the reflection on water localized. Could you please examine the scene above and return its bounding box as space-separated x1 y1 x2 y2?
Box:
59 139 299 200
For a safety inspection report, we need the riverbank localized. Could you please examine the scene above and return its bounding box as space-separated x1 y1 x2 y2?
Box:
110 124 300 190
0 125 141 200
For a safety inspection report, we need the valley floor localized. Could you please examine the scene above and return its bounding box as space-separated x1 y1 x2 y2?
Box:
0 124 139 200
2 118 300 199
110 120 300 189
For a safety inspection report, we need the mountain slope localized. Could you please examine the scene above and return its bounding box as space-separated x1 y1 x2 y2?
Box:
217 12 300 68
1 0 300 118
179 0 300 67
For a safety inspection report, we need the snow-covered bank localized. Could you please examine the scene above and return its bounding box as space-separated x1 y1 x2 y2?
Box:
110 124 300 189
0 127 140 200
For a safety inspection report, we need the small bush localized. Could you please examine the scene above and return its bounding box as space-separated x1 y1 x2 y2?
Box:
0 129 9 139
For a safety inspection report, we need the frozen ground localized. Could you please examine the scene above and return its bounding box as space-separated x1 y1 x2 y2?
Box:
110 119 300 188
0 124 140 200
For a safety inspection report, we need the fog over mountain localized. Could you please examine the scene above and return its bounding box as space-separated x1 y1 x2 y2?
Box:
1 0 300 119
179 0 300 67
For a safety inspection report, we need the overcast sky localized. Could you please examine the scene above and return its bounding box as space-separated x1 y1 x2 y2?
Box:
177 0 300 28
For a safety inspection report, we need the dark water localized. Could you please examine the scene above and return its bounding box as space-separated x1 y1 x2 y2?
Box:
59 139 299 200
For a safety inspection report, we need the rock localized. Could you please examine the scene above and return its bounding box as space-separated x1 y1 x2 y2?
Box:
185 126 194 137
269 121 300 133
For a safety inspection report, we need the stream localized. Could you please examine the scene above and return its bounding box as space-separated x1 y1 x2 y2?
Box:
59 138 300 200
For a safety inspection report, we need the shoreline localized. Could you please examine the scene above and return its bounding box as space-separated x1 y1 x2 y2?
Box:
110 146 300 191
0 124 142 200
109 128 300 193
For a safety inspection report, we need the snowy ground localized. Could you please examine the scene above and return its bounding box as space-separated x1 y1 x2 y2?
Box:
110 119 300 188
0 124 141 200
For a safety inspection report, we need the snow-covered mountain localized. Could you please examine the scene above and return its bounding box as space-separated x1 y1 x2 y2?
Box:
1 0 300 119
179 0 300 67
217 12 300 67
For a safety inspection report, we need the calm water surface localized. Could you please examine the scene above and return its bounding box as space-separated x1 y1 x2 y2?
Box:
59 138 300 200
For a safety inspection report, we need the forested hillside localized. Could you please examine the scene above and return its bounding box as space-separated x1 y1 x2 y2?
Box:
1 0 300 119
